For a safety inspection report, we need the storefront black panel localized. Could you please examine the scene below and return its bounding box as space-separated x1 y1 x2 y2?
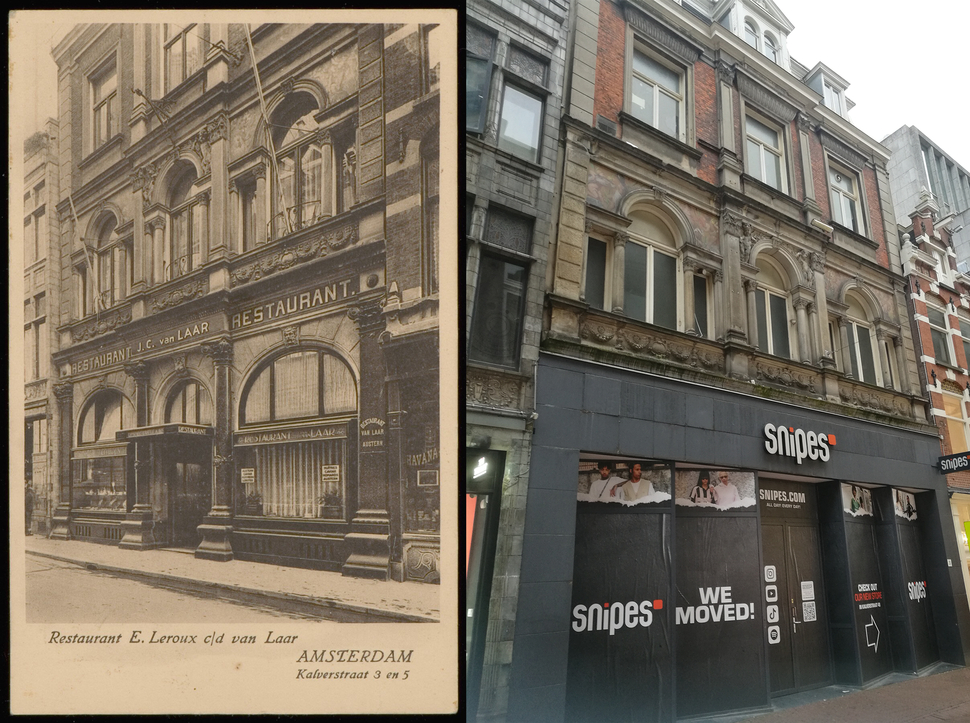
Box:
565 508 672 723
674 515 766 717
817 480 858 684
872 487 915 674
898 518 938 669
844 516 894 682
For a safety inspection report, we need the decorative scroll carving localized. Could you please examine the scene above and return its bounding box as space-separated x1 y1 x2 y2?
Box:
123 360 150 382
214 453 234 468
580 319 616 344
347 299 385 338
172 354 190 378
623 3 702 64
25 380 47 401
466 368 523 409
229 223 358 286
404 541 440 583
70 306 132 342
613 326 725 371
755 361 818 393
721 211 745 237
201 335 233 365
839 384 903 416
150 278 208 312
810 251 826 272
716 61 735 84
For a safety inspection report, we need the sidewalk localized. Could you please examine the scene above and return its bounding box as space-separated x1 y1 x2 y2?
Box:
734 665 970 723
25 536 439 622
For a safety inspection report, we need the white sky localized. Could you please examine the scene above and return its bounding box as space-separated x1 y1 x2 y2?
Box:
783 0 970 166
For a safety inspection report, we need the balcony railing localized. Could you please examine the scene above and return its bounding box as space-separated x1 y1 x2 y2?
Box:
267 201 332 242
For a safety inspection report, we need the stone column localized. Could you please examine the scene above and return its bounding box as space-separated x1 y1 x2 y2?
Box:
794 298 811 364
207 114 229 261
198 189 211 266
228 179 239 254
119 361 155 549
745 279 759 349
50 382 74 540
254 164 268 245
722 213 749 344
838 316 855 377
807 302 820 364
714 270 725 341
894 335 911 394
386 381 407 582
684 259 697 335
876 330 894 389
197 335 234 561
343 297 390 579
611 232 627 314
149 217 166 285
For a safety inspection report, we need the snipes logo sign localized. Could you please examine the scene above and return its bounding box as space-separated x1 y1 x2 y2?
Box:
572 599 662 635
764 423 836 464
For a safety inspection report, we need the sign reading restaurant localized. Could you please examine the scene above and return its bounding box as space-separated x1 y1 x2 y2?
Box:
68 276 360 377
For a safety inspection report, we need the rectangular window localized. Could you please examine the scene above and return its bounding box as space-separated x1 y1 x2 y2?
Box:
829 164 862 234
693 274 708 336
465 26 495 133
928 306 953 365
630 49 683 140
164 24 206 93
585 238 607 311
92 59 118 149
242 439 346 520
72 457 127 510
468 254 528 368
856 324 877 385
961 319 970 369
746 115 784 191
498 84 543 162
943 394 970 454
823 81 844 116
24 217 33 266
755 288 790 358
34 208 46 262
623 241 677 329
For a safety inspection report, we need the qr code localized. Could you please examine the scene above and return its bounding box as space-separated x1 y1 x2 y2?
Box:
803 601 817 622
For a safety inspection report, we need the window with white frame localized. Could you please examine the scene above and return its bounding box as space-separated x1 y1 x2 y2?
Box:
822 80 845 116
959 317 970 370
745 114 786 191
763 33 779 63
744 19 760 49
629 48 684 141
91 58 118 150
497 84 543 162
164 24 207 93
466 25 495 134
623 211 679 329
941 391 970 454
828 163 863 234
844 296 880 385
754 259 793 359
928 305 954 365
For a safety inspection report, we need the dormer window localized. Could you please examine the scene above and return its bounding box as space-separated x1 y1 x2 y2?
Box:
823 80 845 116
744 19 759 49
763 33 779 63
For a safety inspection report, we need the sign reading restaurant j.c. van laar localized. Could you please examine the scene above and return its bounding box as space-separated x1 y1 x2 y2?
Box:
69 276 359 377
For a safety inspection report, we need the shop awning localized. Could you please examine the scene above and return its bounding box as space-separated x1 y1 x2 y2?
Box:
115 423 215 441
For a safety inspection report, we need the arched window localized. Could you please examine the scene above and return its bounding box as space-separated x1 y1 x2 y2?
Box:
270 93 335 236
744 19 760 50
165 379 213 425
93 214 129 310
238 349 357 520
167 165 203 280
844 295 880 385
763 33 779 63
623 210 679 330
74 390 130 511
754 257 793 359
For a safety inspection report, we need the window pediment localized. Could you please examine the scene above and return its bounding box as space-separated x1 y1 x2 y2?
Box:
623 2 703 65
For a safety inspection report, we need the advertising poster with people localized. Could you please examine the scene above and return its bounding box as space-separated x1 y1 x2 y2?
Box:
842 484 874 517
894 490 918 521
674 470 756 509
577 458 671 506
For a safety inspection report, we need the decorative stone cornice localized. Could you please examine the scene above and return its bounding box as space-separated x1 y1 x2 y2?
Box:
623 2 703 64
755 360 818 393
736 70 797 122
201 335 233 365
229 223 358 287
70 306 132 342
123 360 150 383
818 128 868 169
150 278 207 312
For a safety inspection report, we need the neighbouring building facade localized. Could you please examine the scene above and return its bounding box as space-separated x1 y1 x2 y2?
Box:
464 0 570 717
884 126 970 271
24 118 62 536
48 22 442 582
477 0 970 721
898 189 970 617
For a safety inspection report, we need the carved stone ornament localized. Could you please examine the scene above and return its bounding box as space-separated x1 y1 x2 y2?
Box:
736 72 797 122
810 251 826 272
173 354 190 378
347 299 385 337
130 162 160 207
214 453 234 468
796 112 813 132
818 129 868 170
96 374 109 390
282 325 300 347
150 279 208 312
466 368 523 409
53 382 73 402
580 319 616 344
70 306 133 343
839 384 905 416
716 61 735 85
616 327 726 371
623 3 702 64
721 211 745 237
123 360 150 383
279 77 296 97
201 335 233 365
755 361 818 393
229 223 359 286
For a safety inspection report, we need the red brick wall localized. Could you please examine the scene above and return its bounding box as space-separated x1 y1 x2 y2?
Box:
863 166 889 268
810 133 831 220
694 61 718 184
789 121 804 200
593 0 626 126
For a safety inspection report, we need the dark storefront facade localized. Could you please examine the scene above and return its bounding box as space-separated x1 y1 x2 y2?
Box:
505 353 970 721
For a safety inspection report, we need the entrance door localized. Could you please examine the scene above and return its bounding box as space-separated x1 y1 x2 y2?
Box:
168 439 212 548
762 520 832 695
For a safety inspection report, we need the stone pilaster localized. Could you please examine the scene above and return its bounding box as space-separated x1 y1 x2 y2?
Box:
196 335 234 561
119 361 156 549
50 382 74 540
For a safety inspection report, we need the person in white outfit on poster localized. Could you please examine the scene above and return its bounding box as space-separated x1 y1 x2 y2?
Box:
713 471 740 507
588 461 625 501
611 462 654 503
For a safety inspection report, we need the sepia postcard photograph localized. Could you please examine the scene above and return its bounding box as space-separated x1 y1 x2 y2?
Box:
9 8 457 715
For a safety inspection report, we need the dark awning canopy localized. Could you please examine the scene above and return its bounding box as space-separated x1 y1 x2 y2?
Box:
116 423 214 441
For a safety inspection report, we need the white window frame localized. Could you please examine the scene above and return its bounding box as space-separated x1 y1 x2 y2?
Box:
822 79 846 116
90 56 118 152
827 160 865 235
627 42 687 143
744 18 760 50
928 304 956 366
744 111 788 193
940 390 970 455
763 32 779 63
844 316 882 386
958 316 970 371
622 237 681 330
755 285 793 359
496 82 544 163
